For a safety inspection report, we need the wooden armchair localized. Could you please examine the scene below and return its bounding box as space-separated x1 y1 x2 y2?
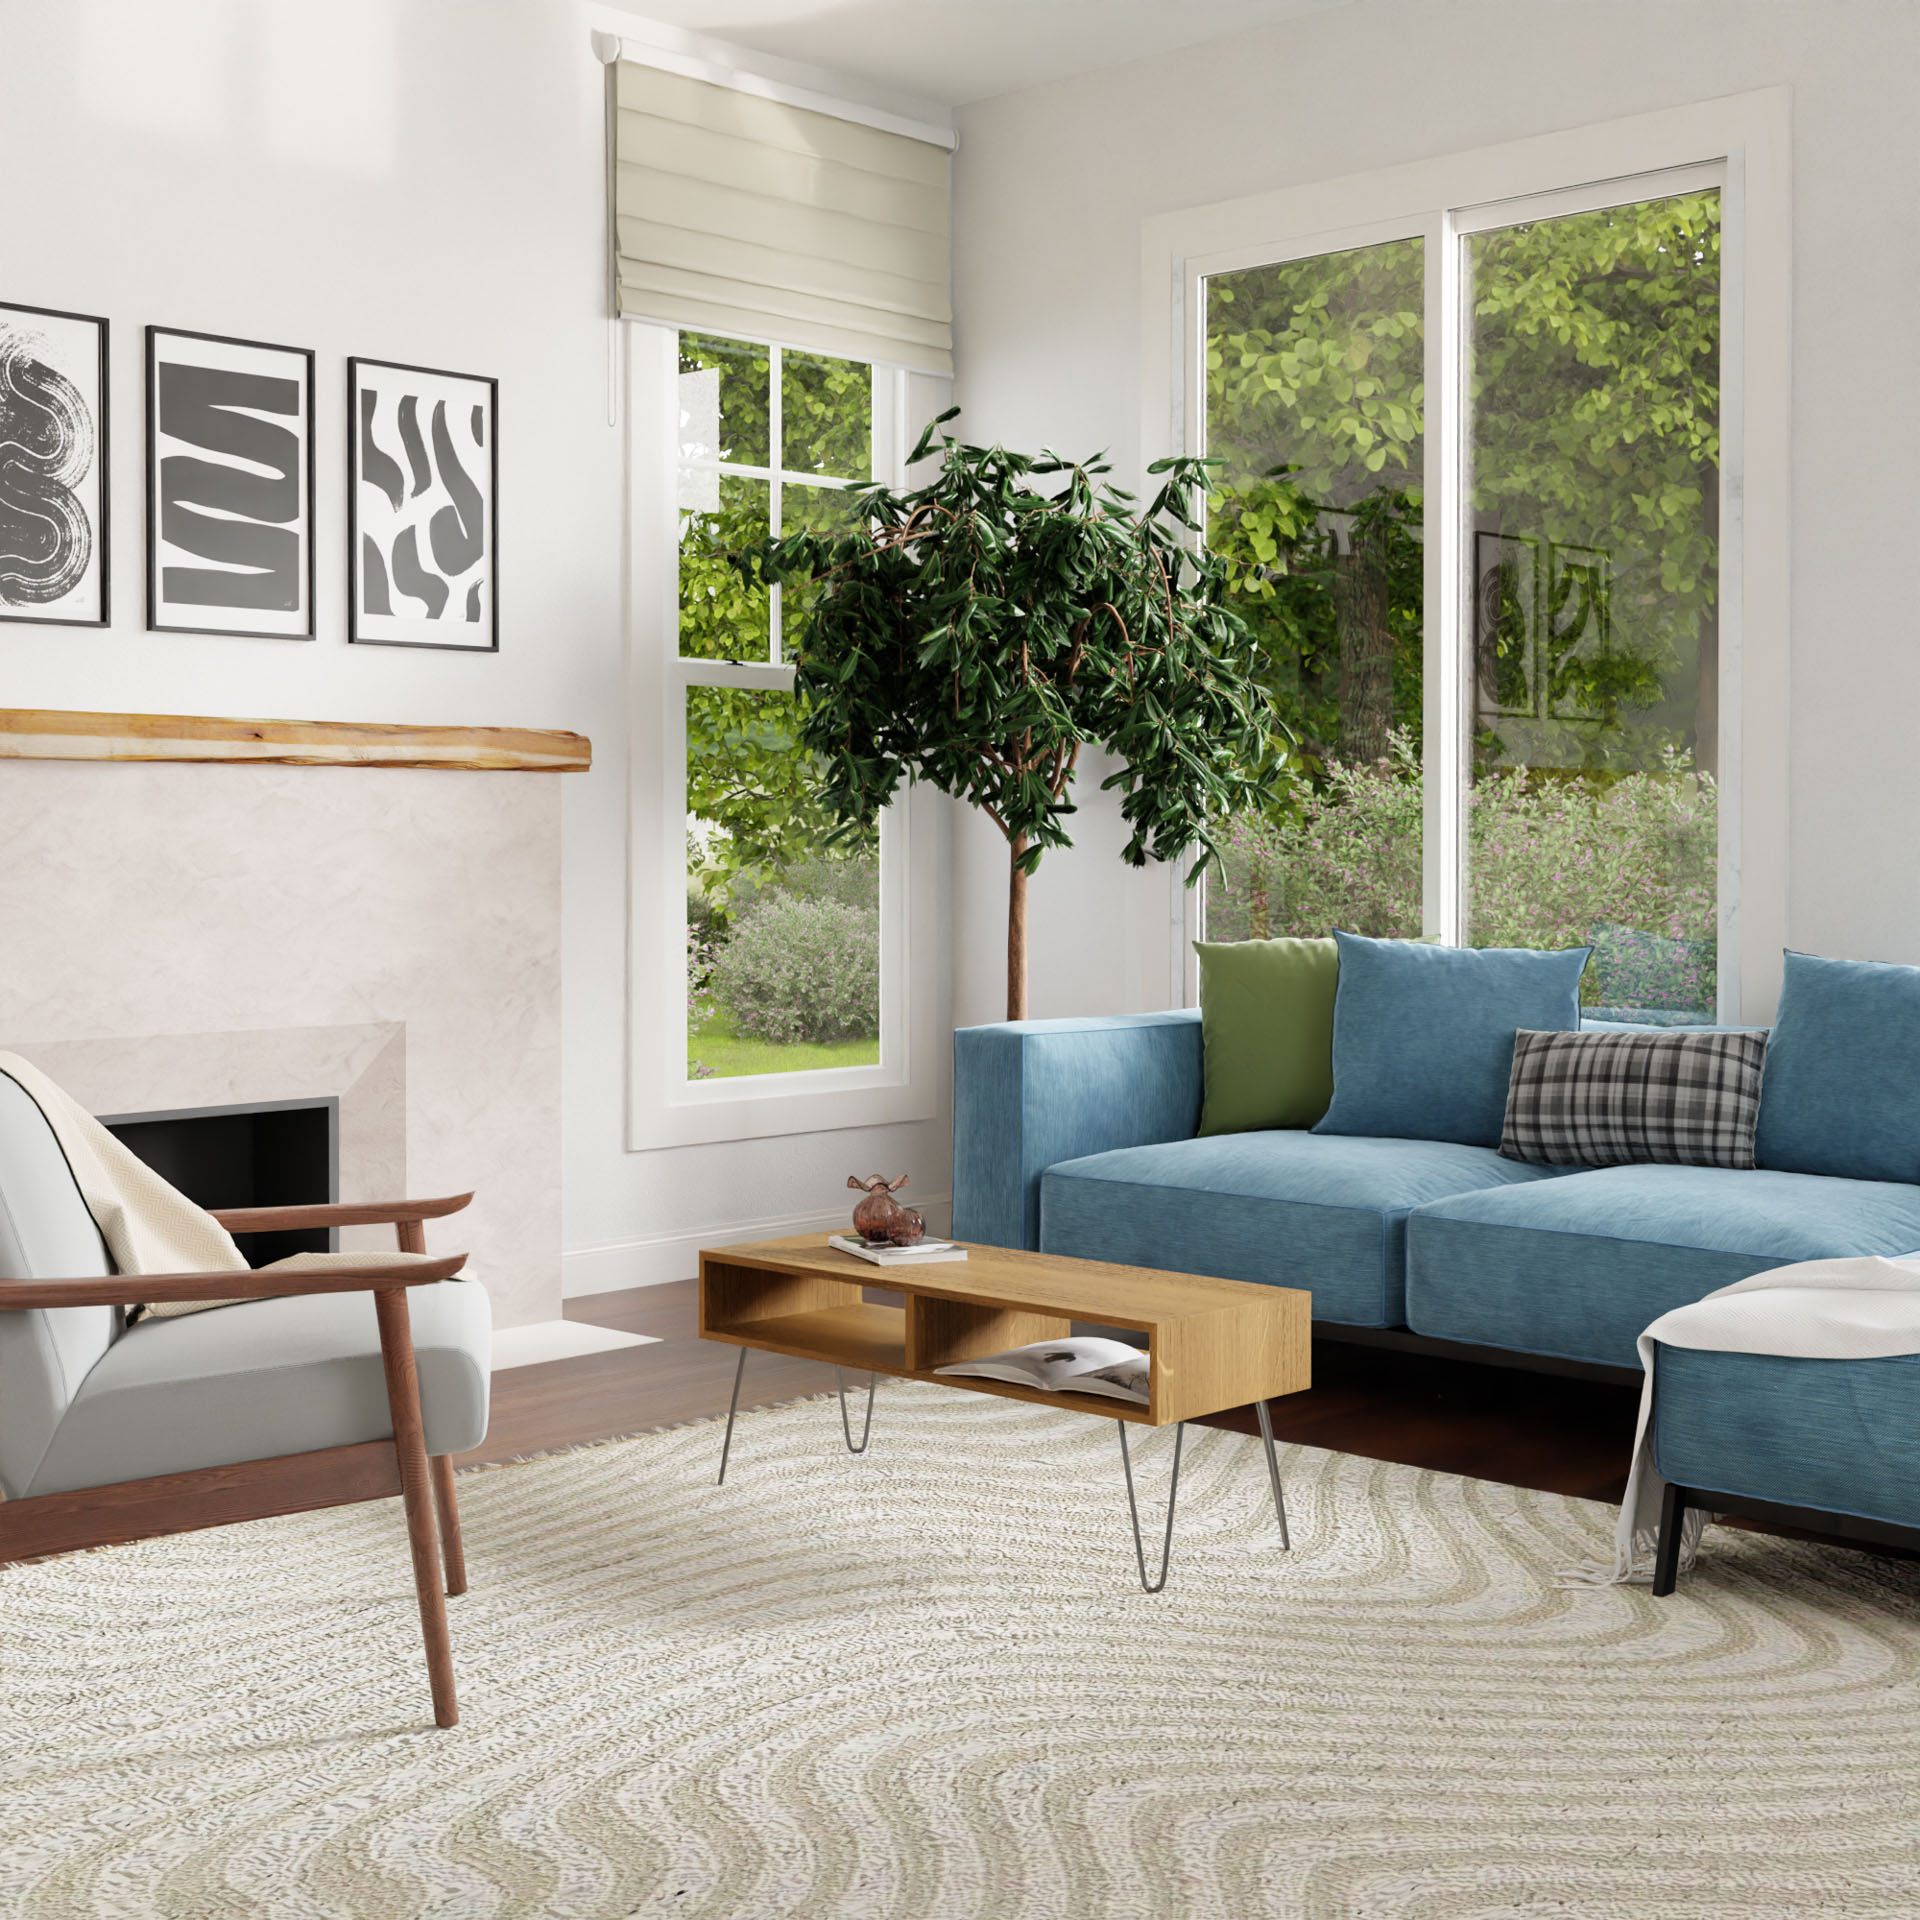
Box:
0 1075 489 1728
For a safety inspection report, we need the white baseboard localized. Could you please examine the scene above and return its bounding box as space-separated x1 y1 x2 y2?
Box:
563 1194 955 1297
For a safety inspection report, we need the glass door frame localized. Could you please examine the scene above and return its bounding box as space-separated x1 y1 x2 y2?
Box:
1154 103 1779 1026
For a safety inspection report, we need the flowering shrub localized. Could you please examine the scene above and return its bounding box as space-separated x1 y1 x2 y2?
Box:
1210 737 1716 1012
710 892 880 1043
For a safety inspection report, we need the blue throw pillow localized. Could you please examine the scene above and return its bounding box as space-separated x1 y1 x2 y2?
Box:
1755 951 1920 1183
1312 932 1590 1147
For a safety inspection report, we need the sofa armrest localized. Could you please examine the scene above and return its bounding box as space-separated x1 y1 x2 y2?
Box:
952 1010 1203 1250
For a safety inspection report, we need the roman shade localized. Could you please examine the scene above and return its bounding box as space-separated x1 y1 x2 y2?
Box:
611 58 953 376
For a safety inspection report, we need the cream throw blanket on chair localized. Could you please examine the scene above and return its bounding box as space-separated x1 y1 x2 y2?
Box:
1577 1253 1920 1585
0 1052 439 1319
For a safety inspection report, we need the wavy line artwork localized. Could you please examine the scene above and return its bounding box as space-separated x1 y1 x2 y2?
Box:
0 321 96 611
148 330 312 637
158 362 301 610
353 363 494 648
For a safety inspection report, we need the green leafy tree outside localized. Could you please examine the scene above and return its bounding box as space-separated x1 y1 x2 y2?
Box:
1207 191 1721 784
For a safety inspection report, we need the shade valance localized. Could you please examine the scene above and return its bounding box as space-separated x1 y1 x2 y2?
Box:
611 59 953 375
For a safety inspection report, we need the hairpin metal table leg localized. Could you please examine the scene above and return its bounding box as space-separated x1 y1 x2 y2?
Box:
716 1346 748 1486
1254 1397 1291 1550
1118 1419 1184 1593
835 1367 877 1453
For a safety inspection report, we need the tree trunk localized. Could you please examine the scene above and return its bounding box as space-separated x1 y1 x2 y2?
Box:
1007 835 1029 1022
1335 527 1395 765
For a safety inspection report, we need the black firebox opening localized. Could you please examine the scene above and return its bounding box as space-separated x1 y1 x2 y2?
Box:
101 1100 339 1266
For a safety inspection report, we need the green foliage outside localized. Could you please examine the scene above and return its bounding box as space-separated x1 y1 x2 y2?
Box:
1465 195 1720 766
709 892 881 1045
684 687 859 909
1206 236 1427 780
1210 735 1716 1012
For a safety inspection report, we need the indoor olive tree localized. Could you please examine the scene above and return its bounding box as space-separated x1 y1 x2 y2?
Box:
753 411 1282 1020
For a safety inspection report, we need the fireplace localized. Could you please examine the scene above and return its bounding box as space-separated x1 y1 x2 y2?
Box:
102 1099 337 1266
0 719 576 1328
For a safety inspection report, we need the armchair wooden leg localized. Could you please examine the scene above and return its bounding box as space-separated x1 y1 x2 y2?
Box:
374 1285 459 1728
430 1454 468 1597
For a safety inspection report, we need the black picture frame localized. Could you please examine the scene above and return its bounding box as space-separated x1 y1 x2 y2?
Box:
347 356 499 652
145 325 316 641
0 300 110 629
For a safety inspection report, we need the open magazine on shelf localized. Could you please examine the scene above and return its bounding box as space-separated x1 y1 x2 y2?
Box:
932 1336 1150 1406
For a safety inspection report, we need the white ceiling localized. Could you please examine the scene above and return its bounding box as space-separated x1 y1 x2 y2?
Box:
612 0 1353 110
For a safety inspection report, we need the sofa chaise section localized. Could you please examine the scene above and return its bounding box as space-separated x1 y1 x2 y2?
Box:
1404 1163 1920 1370
1652 1344 1920 1537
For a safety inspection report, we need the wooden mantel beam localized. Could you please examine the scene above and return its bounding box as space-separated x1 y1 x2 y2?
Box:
0 708 591 773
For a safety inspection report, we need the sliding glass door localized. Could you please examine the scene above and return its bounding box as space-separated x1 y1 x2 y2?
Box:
1202 170 1723 1022
1462 189 1721 1021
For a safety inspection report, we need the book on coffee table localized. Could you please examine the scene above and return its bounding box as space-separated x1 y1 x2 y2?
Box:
933 1335 1150 1405
827 1234 969 1267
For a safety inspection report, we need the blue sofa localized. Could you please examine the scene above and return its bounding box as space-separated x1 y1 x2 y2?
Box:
952 1005 1920 1543
953 1008 1920 1371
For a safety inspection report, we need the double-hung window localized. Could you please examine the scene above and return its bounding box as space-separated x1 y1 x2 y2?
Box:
676 333 885 1083
626 322 937 1150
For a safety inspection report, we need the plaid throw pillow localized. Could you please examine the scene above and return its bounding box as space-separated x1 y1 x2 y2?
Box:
1500 1028 1769 1169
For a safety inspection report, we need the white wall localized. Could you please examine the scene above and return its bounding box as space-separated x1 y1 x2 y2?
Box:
948 0 1920 1023
0 0 954 1297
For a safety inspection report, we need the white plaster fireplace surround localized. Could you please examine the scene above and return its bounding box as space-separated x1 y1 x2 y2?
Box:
0 727 573 1331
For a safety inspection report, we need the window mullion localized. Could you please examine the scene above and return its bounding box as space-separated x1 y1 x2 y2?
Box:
768 345 784 663
1426 207 1466 948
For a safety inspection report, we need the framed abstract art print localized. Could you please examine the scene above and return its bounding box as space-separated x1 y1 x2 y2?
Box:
348 357 498 651
0 301 109 627
146 326 316 639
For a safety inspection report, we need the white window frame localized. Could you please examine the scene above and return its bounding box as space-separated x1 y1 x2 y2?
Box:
624 320 944 1150
1144 89 1790 1026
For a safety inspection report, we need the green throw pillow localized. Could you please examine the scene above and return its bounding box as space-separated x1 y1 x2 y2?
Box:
1194 937 1340 1135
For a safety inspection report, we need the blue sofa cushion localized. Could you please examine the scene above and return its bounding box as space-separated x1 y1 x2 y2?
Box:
1756 950 1920 1185
1405 1164 1920 1369
1313 932 1589 1148
1039 1133 1569 1328
1654 1345 1920 1534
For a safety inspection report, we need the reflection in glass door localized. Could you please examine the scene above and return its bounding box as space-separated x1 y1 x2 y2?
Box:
1203 237 1427 942
1461 190 1721 1021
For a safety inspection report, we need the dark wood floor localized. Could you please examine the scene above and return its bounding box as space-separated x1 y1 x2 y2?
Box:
460 1280 1641 1505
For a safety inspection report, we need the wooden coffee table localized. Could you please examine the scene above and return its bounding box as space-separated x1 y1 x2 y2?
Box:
698 1235 1311 1590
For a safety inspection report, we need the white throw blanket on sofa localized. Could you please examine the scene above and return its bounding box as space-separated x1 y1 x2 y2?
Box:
1587 1253 1920 1584
0 1052 439 1318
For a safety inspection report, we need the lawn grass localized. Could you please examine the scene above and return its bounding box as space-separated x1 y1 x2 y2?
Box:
689 1009 879 1079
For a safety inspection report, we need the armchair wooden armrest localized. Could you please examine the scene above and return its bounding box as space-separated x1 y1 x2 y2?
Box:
207 1192 474 1234
0 1253 467 1311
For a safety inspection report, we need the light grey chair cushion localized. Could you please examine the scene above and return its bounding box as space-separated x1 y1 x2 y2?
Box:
0 1072 118 1499
24 1279 492 1497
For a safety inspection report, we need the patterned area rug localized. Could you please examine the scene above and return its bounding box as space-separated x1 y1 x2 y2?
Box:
5 1381 1920 1918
